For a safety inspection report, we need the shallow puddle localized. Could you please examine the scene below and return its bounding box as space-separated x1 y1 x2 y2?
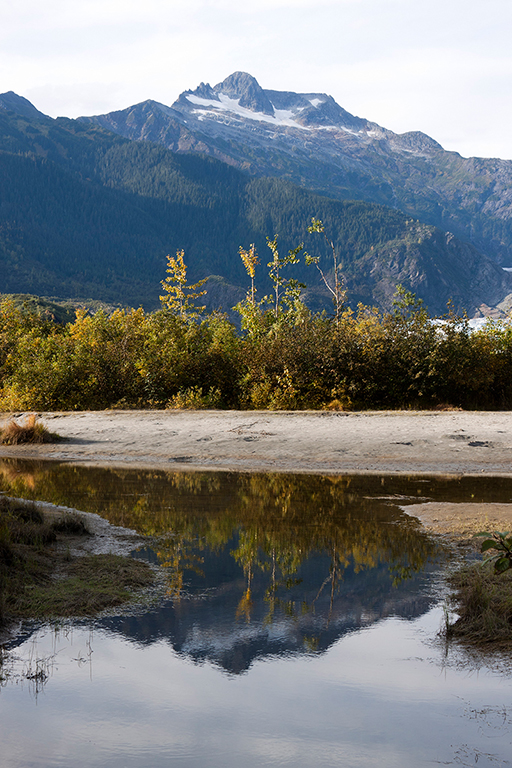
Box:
1 460 512 767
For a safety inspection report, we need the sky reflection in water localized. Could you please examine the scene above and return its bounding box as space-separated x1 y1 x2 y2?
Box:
1 461 512 767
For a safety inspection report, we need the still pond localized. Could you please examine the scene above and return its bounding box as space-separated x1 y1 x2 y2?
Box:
1 460 512 768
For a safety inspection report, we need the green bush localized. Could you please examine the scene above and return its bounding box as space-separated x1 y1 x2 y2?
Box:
2 288 512 412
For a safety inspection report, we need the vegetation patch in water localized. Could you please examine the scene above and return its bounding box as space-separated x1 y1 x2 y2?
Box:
447 563 512 647
0 497 153 622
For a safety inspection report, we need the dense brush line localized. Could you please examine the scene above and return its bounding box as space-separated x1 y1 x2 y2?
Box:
1 291 512 411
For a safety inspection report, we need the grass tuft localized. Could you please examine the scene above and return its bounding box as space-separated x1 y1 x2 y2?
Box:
446 562 512 647
51 514 89 536
0 497 153 622
10 554 154 618
0 414 61 445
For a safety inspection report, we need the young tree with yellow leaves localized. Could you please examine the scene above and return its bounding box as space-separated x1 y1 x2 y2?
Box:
239 244 259 306
160 250 207 319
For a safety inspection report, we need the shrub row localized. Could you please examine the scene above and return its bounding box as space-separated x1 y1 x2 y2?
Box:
1 294 512 411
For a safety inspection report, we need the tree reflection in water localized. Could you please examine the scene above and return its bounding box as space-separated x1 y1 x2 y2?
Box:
0 460 450 672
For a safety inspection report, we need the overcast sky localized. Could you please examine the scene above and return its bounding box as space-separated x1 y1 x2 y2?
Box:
1 0 511 159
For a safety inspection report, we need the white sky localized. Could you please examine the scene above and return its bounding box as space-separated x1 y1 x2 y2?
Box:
1 0 511 159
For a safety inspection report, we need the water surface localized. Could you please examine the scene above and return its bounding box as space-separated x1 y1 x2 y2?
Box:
1 461 511 767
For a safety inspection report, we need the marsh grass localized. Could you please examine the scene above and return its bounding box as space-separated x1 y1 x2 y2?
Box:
10 554 154 618
0 498 153 622
0 414 61 445
446 562 512 647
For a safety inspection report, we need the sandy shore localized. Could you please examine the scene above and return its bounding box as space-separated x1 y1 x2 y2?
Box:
3 409 512 535
2 409 512 475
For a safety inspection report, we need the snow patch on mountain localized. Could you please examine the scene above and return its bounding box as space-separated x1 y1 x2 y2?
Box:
341 126 363 136
186 93 310 130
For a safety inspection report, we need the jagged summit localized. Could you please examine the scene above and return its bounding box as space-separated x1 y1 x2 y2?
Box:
0 91 47 120
190 82 219 101
178 72 276 119
175 71 369 133
214 71 274 115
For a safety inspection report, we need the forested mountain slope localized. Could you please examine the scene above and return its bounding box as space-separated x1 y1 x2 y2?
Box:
79 72 512 268
0 102 510 315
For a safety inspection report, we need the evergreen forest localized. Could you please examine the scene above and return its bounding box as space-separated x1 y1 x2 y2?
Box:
0 108 508 316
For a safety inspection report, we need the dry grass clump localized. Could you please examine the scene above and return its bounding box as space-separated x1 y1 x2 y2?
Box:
434 404 464 411
325 398 353 411
446 562 512 647
0 414 60 445
0 498 56 548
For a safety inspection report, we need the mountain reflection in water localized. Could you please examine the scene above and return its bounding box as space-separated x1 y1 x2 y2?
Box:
0 460 449 672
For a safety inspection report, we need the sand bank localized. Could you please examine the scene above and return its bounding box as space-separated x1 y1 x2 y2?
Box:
3 410 512 535
2 409 512 475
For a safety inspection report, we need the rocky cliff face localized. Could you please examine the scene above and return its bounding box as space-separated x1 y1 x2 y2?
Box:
348 224 512 314
79 72 512 267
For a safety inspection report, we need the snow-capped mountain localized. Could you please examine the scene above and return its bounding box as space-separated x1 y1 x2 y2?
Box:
177 70 370 131
3 75 512 316
78 72 512 269
82 71 437 159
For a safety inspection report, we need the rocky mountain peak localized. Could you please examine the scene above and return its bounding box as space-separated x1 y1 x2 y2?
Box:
213 71 274 115
192 82 219 101
392 131 444 154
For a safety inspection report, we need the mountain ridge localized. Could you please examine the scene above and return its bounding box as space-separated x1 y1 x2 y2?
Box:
75 72 512 268
1 81 512 316
0 90 48 120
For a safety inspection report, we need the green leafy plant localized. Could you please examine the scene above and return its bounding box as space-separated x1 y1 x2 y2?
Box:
305 218 346 326
266 235 305 319
475 531 512 574
235 236 307 338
